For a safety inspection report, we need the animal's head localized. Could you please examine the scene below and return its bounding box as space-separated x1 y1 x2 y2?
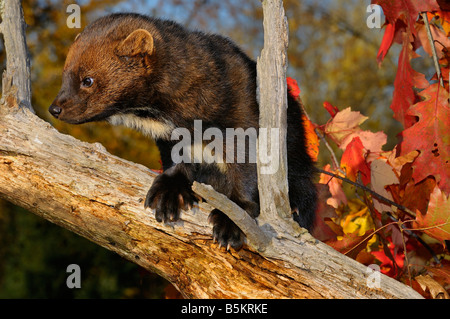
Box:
49 16 156 124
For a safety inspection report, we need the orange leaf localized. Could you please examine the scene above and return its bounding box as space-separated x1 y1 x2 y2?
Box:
414 186 450 244
319 164 347 208
415 275 450 299
326 230 374 260
400 84 450 193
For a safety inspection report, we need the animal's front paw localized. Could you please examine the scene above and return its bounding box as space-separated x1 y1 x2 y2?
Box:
145 171 195 223
208 209 244 250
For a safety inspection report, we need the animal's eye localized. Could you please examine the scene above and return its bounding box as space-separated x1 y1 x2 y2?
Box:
81 77 94 88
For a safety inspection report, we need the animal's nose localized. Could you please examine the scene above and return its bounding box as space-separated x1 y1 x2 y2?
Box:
49 104 62 118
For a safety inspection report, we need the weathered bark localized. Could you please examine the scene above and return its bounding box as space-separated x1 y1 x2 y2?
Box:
256 0 292 227
0 0 423 299
0 0 33 112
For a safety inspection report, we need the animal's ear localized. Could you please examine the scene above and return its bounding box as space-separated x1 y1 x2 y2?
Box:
115 29 154 57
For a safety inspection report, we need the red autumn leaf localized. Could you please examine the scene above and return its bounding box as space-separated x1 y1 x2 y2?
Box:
400 84 450 193
341 137 371 185
377 22 396 64
372 0 440 36
286 77 301 99
416 18 450 59
326 230 374 260
414 186 450 244
371 241 405 278
372 0 440 62
390 36 429 129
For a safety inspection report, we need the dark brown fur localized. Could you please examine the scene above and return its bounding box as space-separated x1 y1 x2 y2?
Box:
49 13 317 249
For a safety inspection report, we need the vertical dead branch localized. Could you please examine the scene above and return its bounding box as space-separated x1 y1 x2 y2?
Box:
256 0 292 228
0 0 33 111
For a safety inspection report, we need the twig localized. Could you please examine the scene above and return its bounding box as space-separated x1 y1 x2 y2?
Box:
315 128 342 171
388 215 441 265
421 12 445 88
295 96 341 171
318 169 417 218
191 181 271 252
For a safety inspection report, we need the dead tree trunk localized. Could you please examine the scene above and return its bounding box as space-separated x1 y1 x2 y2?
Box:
256 0 291 226
0 0 33 112
0 0 422 299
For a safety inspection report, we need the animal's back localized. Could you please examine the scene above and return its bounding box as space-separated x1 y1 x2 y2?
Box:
50 13 317 249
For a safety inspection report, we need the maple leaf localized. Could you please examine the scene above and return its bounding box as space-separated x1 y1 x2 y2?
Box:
400 84 450 193
416 19 450 59
381 148 420 176
391 36 429 129
414 186 450 244
324 107 367 144
319 164 347 209
323 107 387 154
374 1 432 130
341 137 371 185
371 240 405 278
370 158 399 214
373 0 440 63
326 229 374 260
396 177 436 216
373 0 440 35
377 21 396 64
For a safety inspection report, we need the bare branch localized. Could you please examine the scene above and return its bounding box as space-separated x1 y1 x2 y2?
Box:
318 169 417 218
192 181 271 252
421 12 445 88
0 0 33 112
256 0 291 224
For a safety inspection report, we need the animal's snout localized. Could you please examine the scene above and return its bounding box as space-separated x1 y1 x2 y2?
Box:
49 104 62 118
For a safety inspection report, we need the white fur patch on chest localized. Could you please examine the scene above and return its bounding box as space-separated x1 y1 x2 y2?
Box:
108 114 174 140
